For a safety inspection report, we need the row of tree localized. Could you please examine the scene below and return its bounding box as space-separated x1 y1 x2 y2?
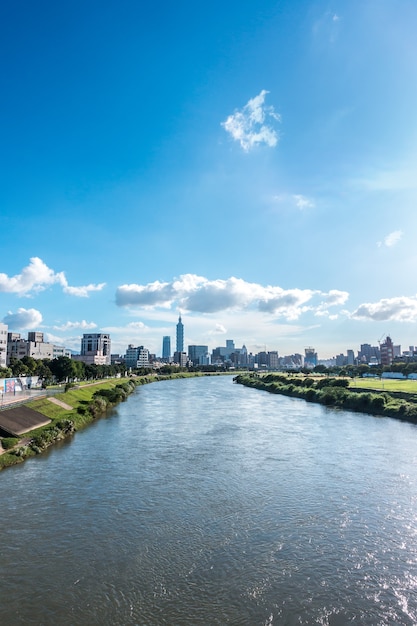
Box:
0 356 128 384
312 361 417 377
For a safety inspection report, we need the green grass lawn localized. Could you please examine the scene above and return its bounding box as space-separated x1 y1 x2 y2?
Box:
350 378 417 393
29 378 134 421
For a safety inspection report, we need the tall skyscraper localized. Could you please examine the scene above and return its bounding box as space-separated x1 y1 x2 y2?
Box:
162 336 171 360
176 314 184 353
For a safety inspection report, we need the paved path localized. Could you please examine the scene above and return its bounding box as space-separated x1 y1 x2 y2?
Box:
47 397 73 411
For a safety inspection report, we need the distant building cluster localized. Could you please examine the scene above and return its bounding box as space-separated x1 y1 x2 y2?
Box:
328 336 416 369
0 324 71 369
1 316 416 374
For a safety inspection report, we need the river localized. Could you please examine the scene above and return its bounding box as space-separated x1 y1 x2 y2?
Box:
1 375 417 625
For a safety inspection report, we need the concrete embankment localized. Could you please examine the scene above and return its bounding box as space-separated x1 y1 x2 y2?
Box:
0 377 142 469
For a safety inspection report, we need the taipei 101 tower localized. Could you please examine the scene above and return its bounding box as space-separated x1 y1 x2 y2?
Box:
176 313 184 353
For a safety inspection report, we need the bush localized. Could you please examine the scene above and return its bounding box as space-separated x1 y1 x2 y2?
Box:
89 395 110 418
1 437 19 450
305 388 318 402
316 378 349 390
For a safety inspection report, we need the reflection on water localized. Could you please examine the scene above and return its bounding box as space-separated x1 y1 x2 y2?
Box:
1 376 417 625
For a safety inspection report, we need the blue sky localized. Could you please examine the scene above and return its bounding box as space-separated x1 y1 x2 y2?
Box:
1 0 417 359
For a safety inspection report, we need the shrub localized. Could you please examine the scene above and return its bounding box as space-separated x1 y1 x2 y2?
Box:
14 446 30 458
89 395 110 418
371 395 386 411
56 419 75 435
1 437 19 450
305 388 318 402
316 378 349 390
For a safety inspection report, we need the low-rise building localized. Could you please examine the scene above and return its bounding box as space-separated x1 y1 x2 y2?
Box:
7 332 54 364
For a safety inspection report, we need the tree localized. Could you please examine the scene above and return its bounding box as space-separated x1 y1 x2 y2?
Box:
9 358 29 377
49 356 76 382
0 366 12 378
20 356 38 375
35 361 53 385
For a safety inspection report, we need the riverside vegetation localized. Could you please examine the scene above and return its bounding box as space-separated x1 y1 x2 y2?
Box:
234 373 417 423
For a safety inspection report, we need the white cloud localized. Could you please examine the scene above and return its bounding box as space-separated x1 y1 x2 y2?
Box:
127 321 146 329
293 194 315 210
0 257 59 295
116 274 349 322
314 290 349 318
352 296 417 322
270 193 315 211
52 320 98 331
116 280 174 307
0 257 106 297
221 90 281 151
3 307 43 330
377 230 403 248
61 282 106 297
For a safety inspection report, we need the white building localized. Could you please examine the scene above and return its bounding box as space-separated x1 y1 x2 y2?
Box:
0 322 8 369
125 345 150 368
7 332 54 364
78 333 111 365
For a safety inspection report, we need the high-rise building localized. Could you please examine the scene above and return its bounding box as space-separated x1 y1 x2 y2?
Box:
358 343 380 364
176 314 184 353
380 336 394 366
162 336 171 360
268 351 279 369
173 351 188 367
125 345 150 368
188 345 209 366
0 322 8 369
304 347 318 368
28 331 45 343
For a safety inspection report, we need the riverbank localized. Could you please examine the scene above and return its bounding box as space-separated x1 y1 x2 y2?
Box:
0 377 141 469
234 373 417 424
0 371 236 470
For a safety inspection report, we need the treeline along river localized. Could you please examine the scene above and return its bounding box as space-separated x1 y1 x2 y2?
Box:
1 376 417 625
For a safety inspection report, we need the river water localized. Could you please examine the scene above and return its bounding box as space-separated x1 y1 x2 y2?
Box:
1 375 417 625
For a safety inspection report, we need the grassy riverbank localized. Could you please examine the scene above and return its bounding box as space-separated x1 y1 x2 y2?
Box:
0 377 143 469
0 371 235 471
234 373 417 424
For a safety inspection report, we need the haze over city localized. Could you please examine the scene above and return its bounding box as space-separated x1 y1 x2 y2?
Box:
1 0 417 359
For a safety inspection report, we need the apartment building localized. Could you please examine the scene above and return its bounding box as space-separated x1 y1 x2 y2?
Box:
0 322 8 368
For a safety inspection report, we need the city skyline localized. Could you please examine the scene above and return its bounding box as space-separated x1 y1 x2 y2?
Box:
2 1 417 359
3 319 414 370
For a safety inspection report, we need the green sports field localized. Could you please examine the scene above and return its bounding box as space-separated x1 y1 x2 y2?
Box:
350 377 417 393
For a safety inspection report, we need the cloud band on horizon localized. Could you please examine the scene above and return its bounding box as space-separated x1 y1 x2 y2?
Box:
115 274 349 321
